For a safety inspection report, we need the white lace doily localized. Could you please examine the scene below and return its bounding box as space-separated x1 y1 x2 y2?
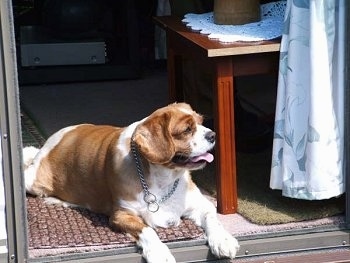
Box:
182 1 286 43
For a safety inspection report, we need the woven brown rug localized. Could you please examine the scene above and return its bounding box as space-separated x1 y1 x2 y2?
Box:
27 196 204 251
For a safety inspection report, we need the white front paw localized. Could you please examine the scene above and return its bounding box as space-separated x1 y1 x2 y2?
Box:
142 242 176 263
139 227 176 263
207 230 240 259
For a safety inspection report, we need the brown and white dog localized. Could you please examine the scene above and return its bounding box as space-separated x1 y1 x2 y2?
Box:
23 103 239 262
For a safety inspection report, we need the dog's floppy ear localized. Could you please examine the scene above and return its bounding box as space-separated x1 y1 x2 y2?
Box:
133 112 175 164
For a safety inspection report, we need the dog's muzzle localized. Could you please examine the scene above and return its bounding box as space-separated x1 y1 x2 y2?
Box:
172 130 215 167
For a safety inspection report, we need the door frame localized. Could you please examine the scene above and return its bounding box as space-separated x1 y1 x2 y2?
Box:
0 0 349 262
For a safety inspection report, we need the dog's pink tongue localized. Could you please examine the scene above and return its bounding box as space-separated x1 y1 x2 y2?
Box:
191 153 214 163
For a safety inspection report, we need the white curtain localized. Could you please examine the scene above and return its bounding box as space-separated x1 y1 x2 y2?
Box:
270 0 345 200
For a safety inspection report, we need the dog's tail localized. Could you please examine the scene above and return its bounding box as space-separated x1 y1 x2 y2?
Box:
22 146 40 169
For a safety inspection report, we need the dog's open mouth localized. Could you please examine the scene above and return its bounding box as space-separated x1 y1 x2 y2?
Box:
172 152 214 168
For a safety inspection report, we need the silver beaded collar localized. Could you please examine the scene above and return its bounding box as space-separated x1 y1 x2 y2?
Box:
130 137 179 213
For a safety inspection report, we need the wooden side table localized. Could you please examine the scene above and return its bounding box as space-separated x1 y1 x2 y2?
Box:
154 16 280 214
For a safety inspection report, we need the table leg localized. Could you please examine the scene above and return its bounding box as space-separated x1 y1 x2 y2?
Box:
213 57 237 214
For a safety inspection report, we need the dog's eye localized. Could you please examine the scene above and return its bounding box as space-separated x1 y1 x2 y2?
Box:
183 126 192 134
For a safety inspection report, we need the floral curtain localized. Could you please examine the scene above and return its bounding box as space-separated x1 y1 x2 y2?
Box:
270 0 345 199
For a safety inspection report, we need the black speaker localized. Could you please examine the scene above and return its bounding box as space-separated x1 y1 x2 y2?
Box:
42 0 104 39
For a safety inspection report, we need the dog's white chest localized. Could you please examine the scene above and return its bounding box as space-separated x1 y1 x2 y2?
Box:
119 187 186 228
142 201 184 228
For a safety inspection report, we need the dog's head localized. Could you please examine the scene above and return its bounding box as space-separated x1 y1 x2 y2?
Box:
132 103 215 170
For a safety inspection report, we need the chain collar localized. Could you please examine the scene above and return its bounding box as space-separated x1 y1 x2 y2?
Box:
130 137 179 213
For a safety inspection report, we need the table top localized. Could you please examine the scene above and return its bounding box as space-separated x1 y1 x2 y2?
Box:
154 16 281 57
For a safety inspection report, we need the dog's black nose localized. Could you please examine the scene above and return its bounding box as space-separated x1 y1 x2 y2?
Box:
205 131 216 144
